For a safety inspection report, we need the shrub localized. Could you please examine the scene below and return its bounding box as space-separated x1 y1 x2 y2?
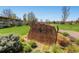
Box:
28 40 37 48
74 39 79 45
66 44 79 53
0 34 23 53
23 43 32 53
20 40 34 53
20 38 37 53
32 50 43 53
41 45 50 52
61 32 69 36
50 44 64 53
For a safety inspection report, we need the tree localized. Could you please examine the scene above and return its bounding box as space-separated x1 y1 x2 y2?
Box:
27 12 37 26
1 9 17 19
45 19 49 24
23 13 27 24
62 6 70 24
40 19 43 22
11 13 17 19
76 18 79 24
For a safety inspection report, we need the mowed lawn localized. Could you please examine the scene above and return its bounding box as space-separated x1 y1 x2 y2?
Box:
53 24 79 32
0 25 30 36
0 24 79 36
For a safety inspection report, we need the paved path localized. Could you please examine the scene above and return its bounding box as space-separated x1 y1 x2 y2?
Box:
59 30 79 39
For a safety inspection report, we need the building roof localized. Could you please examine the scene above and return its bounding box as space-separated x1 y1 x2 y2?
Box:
0 16 21 20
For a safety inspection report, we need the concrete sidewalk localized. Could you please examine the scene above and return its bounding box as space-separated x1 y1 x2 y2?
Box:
59 30 79 39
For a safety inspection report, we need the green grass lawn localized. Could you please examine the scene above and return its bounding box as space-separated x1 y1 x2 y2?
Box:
0 24 79 37
0 25 30 36
52 24 79 32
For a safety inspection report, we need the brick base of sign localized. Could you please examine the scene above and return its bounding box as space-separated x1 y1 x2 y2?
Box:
28 22 57 45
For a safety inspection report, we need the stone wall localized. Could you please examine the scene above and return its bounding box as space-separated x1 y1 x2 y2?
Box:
28 22 57 45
